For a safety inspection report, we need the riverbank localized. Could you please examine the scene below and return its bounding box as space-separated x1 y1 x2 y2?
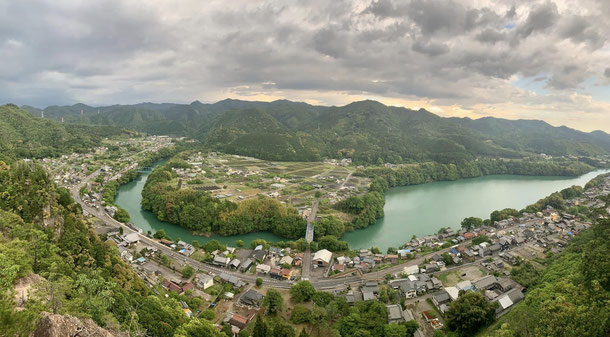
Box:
115 157 609 249
342 169 610 250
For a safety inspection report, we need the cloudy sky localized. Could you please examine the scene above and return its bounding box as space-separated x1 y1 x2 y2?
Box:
1 0 610 132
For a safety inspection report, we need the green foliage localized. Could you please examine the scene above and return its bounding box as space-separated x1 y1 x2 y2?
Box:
510 262 541 289
290 304 313 324
0 161 227 337
271 319 296 337
182 265 194 278
445 291 497 336
335 191 385 231
314 216 345 239
142 160 307 239
472 235 491 245
0 104 124 163
113 207 130 223
256 278 263 287
290 281 316 302
484 219 610 337
263 289 284 315
461 216 483 230
490 208 520 222
173 318 224 337
37 100 610 163
317 235 349 252
253 315 269 337
154 229 169 240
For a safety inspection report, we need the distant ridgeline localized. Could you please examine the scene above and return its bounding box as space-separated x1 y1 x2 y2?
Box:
0 104 125 163
23 99 610 165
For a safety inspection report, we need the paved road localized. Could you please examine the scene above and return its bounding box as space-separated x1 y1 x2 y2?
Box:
71 171 360 290
302 198 320 280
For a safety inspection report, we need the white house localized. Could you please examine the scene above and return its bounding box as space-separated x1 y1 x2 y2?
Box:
194 274 214 290
312 249 332 267
256 264 271 274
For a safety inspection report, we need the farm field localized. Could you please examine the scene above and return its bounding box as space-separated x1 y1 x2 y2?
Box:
168 152 371 219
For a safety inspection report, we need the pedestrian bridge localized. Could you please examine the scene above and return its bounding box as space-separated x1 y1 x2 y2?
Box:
136 166 153 173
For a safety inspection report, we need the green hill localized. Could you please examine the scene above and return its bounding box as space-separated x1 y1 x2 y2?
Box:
0 104 124 163
24 99 610 164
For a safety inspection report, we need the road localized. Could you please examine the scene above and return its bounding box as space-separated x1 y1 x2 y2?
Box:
339 170 354 189
302 198 319 280
70 171 358 290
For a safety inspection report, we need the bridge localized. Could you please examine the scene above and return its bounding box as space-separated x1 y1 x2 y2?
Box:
305 199 319 243
136 166 153 173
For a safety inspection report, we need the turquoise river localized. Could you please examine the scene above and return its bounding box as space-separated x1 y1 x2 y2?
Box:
115 165 609 250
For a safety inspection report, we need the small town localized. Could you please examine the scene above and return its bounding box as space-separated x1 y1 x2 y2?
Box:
30 140 610 337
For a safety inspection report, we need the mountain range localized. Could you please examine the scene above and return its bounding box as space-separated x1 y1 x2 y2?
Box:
20 99 610 164
0 104 124 163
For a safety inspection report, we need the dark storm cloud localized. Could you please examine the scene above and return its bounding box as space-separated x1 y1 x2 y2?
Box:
0 0 608 117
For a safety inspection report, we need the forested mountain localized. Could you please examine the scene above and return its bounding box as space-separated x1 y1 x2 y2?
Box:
0 104 124 163
23 99 610 164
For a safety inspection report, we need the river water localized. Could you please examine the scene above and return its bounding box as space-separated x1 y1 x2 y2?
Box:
115 164 609 250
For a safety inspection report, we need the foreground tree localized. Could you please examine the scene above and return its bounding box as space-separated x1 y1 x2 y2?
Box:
445 291 497 336
263 288 284 315
460 216 483 230
290 280 316 302
253 315 269 337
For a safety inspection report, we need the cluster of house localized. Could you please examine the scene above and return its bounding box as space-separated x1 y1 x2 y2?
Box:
207 245 303 281
572 178 610 209
253 246 303 280
323 158 352 166
431 275 524 316
158 239 196 256
162 279 195 296
221 289 265 335
389 271 443 299
386 304 425 337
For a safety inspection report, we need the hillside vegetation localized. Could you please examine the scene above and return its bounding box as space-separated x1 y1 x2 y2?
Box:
0 104 124 163
24 99 610 164
482 217 610 337
0 161 224 337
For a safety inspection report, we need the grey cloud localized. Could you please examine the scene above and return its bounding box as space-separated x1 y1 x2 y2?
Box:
514 2 559 40
0 0 608 119
412 39 449 56
312 27 349 58
604 68 610 78
476 28 506 44
407 0 469 36
558 15 605 49
505 5 517 19
547 64 587 89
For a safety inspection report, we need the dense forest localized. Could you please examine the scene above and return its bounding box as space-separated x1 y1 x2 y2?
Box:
141 159 308 239
363 158 595 194
0 104 125 164
0 161 225 336
23 99 610 164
